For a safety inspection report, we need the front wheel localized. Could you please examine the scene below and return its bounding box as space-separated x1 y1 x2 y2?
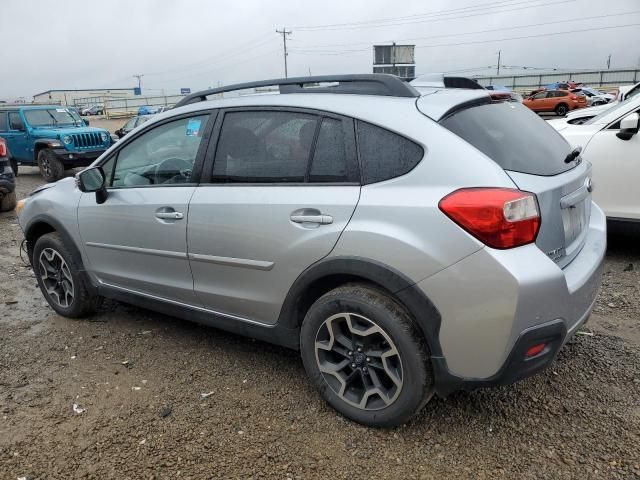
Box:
300 284 433 427
37 149 64 182
33 232 99 318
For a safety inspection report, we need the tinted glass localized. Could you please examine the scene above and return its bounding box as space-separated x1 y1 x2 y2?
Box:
356 121 423 184
111 114 208 187
213 111 317 183
440 101 573 176
8 113 23 130
532 92 546 100
0 113 7 131
24 108 76 127
309 118 357 183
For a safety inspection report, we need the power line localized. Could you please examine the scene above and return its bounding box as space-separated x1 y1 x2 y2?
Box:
294 0 557 30
291 10 640 51
276 28 292 77
294 0 577 31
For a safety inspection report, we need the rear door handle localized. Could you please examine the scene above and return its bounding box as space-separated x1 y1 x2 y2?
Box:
290 214 333 225
155 210 184 220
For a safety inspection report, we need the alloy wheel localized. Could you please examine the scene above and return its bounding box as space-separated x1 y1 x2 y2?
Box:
38 248 74 308
41 155 51 177
314 313 403 410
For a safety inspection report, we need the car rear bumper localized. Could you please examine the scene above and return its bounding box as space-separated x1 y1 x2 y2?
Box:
419 202 606 396
52 148 105 167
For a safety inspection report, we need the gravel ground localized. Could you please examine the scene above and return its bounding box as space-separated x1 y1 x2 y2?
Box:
1 169 639 479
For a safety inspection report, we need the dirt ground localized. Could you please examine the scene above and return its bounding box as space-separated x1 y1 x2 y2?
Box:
1 169 639 479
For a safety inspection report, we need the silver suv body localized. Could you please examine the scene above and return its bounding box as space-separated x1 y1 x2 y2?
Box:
17 75 606 427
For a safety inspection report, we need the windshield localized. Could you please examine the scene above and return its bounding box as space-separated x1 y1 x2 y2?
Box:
24 108 78 127
440 101 573 176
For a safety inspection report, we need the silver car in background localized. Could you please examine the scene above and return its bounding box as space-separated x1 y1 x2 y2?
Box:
17 74 606 427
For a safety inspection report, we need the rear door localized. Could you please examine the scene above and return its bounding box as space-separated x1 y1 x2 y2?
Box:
187 108 360 324
440 100 591 267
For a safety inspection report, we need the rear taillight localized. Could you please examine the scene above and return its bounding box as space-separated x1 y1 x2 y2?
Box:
0 139 6 157
439 188 540 249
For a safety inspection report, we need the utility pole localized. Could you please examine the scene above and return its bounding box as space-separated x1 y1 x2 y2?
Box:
606 54 612 70
133 74 144 93
276 28 292 77
496 50 501 76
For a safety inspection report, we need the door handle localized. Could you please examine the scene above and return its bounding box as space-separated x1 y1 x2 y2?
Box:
290 214 333 225
155 211 184 220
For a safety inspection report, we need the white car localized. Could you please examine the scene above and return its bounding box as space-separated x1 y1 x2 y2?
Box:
551 82 640 127
553 95 640 221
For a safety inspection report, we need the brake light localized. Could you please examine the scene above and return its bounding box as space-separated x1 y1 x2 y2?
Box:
0 139 6 157
439 188 540 249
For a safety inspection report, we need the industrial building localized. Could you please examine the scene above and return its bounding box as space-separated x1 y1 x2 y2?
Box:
32 88 137 106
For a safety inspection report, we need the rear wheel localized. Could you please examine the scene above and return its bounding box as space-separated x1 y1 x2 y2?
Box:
0 191 16 212
300 284 433 427
33 232 99 318
37 149 64 182
555 103 568 116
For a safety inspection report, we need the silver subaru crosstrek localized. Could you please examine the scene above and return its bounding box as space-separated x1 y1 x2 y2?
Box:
17 74 606 427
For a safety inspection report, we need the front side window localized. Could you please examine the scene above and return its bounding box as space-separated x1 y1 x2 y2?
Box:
213 111 318 183
0 113 7 131
8 112 23 130
110 114 208 187
533 92 547 100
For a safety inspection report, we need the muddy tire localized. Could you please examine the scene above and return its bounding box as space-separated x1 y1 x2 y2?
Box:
300 283 433 427
33 232 99 318
37 149 64 182
0 191 16 212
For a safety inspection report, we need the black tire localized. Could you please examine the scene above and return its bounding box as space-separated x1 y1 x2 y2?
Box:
0 191 16 212
33 232 98 318
10 157 18 176
300 284 433 427
555 103 568 116
37 149 64 182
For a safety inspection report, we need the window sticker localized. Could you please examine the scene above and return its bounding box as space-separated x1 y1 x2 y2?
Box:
56 108 67 113
186 118 202 137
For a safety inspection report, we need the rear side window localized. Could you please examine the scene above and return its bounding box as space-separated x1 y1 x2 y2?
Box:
309 118 358 183
213 111 317 183
356 121 423 184
440 102 573 176
0 113 6 131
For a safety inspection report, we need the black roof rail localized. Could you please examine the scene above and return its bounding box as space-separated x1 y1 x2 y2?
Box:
174 74 419 108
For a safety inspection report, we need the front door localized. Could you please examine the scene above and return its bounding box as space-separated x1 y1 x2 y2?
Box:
3 111 31 162
188 109 361 324
77 112 212 304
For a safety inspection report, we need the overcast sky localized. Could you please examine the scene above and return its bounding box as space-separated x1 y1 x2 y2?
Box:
3 0 639 99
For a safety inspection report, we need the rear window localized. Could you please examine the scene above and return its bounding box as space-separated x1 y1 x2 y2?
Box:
440 101 573 176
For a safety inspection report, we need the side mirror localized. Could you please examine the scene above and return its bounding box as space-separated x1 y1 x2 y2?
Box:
11 120 25 131
616 112 639 141
77 166 108 204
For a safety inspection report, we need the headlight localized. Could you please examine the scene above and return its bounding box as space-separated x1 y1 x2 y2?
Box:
62 135 72 145
100 132 108 142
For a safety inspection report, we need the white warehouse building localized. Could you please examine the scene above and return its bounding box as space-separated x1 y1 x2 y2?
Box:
32 88 137 106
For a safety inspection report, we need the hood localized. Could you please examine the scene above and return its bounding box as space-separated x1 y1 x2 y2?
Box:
565 102 616 120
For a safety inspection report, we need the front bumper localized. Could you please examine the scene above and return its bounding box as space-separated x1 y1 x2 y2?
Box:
420 202 606 396
51 148 105 167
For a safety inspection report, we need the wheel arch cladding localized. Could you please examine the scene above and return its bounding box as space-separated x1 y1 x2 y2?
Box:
26 215 85 272
278 256 443 358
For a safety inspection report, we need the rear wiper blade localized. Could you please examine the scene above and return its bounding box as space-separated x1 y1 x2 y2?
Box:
564 146 582 164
